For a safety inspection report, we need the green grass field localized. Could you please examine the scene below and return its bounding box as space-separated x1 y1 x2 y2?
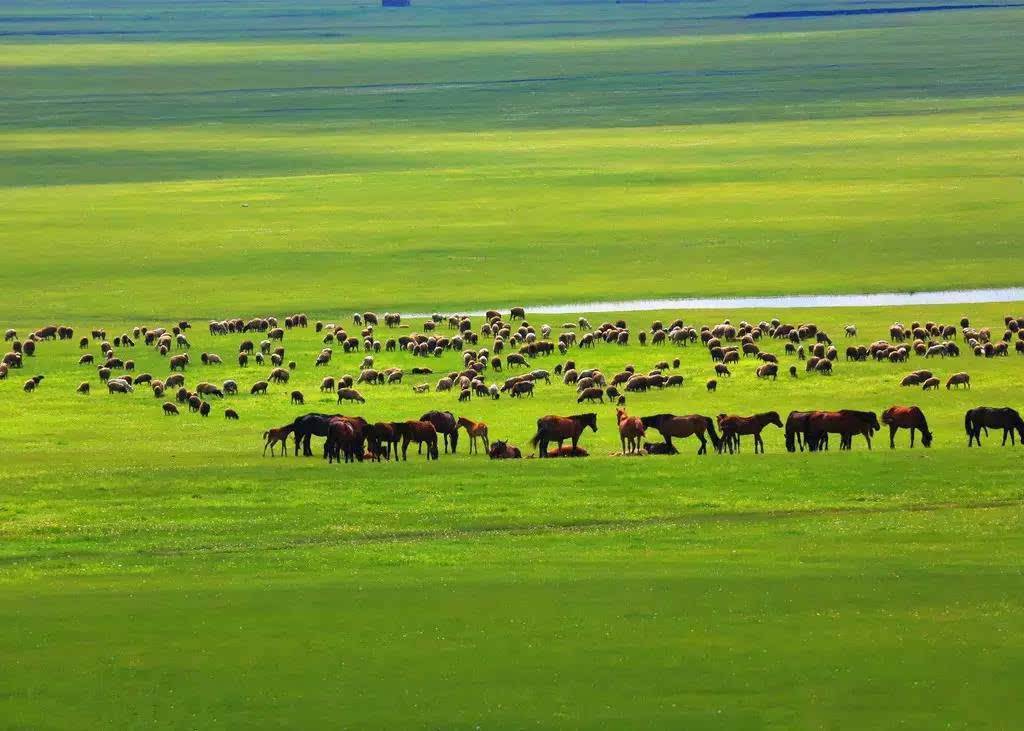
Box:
4 0 1024 727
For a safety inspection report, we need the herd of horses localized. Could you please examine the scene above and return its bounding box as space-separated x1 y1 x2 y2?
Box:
261 404 1024 461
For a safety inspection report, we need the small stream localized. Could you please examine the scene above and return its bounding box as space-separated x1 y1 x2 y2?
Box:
405 287 1024 319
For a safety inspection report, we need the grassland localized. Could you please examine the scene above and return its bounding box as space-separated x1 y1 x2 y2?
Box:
2 1 1024 319
4 0 1024 726
3 301 1024 727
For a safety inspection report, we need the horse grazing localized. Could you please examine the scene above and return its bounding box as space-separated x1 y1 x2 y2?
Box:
640 413 720 455
488 440 522 459
805 410 880 451
263 425 293 456
616 408 646 454
529 413 598 457
717 412 783 454
881 405 933 448
394 420 439 460
421 410 459 453
457 416 490 455
366 422 400 461
785 411 824 452
965 406 1024 447
324 416 363 464
290 412 342 456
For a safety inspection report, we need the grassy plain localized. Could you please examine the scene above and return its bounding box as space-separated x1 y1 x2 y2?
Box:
3 302 1024 727
4 0 1024 726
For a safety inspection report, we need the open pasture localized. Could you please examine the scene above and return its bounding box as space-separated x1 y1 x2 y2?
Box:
3 1 1024 319
3 302 1024 727
5 0 1024 725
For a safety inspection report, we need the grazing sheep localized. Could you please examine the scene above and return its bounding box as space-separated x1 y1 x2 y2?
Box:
922 377 941 391
251 380 269 395
290 390 304 405
79 354 94 365
107 379 133 394
946 372 970 389
488 384 500 400
23 375 43 392
577 386 604 403
706 379 717 392
412 383 430 394
435 377 454 392
511 381 535 398
337 388 366 404
223 380 238 395
789 365 797 378
199 401 211 417
76 382 90 394
163 402 179 416
165 373 185 388
459 388 472 402
224 408 239 420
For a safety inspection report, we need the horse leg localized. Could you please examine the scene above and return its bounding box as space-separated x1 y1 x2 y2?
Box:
696 433 707 455
621 435 626 453
889 424 897 449
755 434 762 454
910 428 915 448
304 433 313 457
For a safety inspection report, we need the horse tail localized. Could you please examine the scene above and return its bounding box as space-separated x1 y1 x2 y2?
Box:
964 409 973 438
784 419 796 452
529 426 544 448
262 430 269 440
704 417 721 451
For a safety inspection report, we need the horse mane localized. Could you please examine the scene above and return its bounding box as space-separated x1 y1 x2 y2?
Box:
640 413 673 428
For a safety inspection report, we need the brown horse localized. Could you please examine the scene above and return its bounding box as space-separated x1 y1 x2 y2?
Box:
530 413 598 457
324 417 357 464
785 411 825 452
805 410 880 451
717 412 783 454
881 405 933 448
457 416 490 455
488 440 522 459
616 408 646 454
420 410 459 453
395 420 439 460
366 422 399 461
640 413 720 455
263 425 293 456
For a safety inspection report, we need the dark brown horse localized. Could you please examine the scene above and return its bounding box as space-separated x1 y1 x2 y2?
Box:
805 410 880 451
784 411 823 452
640 413 720 455
395 420 439 460
366 422 400 461
324 417 357 464
488 440 522 459
717 412 783 454
420 410 459 454
529 413 598 457
881 406 933 448
965 406 1024 447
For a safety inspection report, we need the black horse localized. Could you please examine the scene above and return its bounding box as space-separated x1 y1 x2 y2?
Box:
965 407 1024 447
291 412 342 456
